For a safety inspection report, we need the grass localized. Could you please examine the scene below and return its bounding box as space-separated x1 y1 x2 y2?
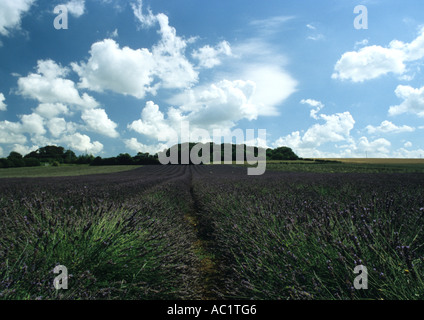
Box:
239 159 424 174
0 165 143 178
318 158 424 164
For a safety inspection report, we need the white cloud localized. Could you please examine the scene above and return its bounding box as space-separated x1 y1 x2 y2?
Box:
81 108 119 138
0 93 6 111
128 79 265 145
307 34 324 41
354 39 369 48
128 101 178 142
0 0 35 36
0 121 27 144
47 117 77 138
366 120 415 134
131 0 157 29
72 13 198 99
47 117 67 138
274 111 355 152
241 65 297 117
0 112 47 146
152 13 198 90
332 27 424 82
229 39 297 117
249 16 294 36
300 99 324 119
332 45 406 82
11 143 38 156
356 137 391 155
71 1 198 99
18 59 99 109
19 113 46 136
404 141 413 148
124 137 167 154
192 41 232 69
108 28 118 38
34 103 70 119
128 73 295 147
72 39 155 99
176 79 259 125
62 133 103 154
389 85 424 117
64 0 85 18
393 147 424 158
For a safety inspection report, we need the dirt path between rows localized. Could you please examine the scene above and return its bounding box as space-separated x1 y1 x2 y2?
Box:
185 167 221 300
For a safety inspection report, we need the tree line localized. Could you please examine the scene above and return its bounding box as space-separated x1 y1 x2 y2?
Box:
0 144 299 168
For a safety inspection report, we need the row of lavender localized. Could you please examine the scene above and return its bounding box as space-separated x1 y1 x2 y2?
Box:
192 166 424 299
0 166 203 299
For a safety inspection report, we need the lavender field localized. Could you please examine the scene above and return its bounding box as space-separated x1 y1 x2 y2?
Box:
1 165 424 300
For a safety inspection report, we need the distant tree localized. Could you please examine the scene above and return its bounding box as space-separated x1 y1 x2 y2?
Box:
7 152 25 167
0 158 12 168
91 156 104 166
76 154 95 164
63 150 77 164
267 147 299 160
24 150 39 159
38 146 65 162
24 158 41 167
133 152 159 165
116 153 133 165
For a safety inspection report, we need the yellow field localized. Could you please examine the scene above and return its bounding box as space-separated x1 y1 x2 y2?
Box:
317 158 424 164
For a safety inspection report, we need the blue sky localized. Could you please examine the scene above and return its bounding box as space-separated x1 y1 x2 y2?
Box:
0 0 424 158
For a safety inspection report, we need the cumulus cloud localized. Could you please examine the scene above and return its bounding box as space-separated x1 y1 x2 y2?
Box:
128 101 179 142
18 59 99 109
0 121 27 144
62 133 103 154
0 0 35 36
124 137 168 154
176 79 258 126
81 108 119 138
128 72 296 149
73 5 198 99
152 13 198 89
389 85 424 117
72 39 156 99
275 112 355 149
357 137 391 155
34 103 70 119
0 93 6 111
273 111 356 158
300 99 324 119
48 117 70 138
64 0 85 18
19 113 46 136
332 45 406 82
128 81 259 144
393 147 424 158
404 141 413 148
366 120 415 134
192 41 232 69
332 27 424 82
11 143 38 156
